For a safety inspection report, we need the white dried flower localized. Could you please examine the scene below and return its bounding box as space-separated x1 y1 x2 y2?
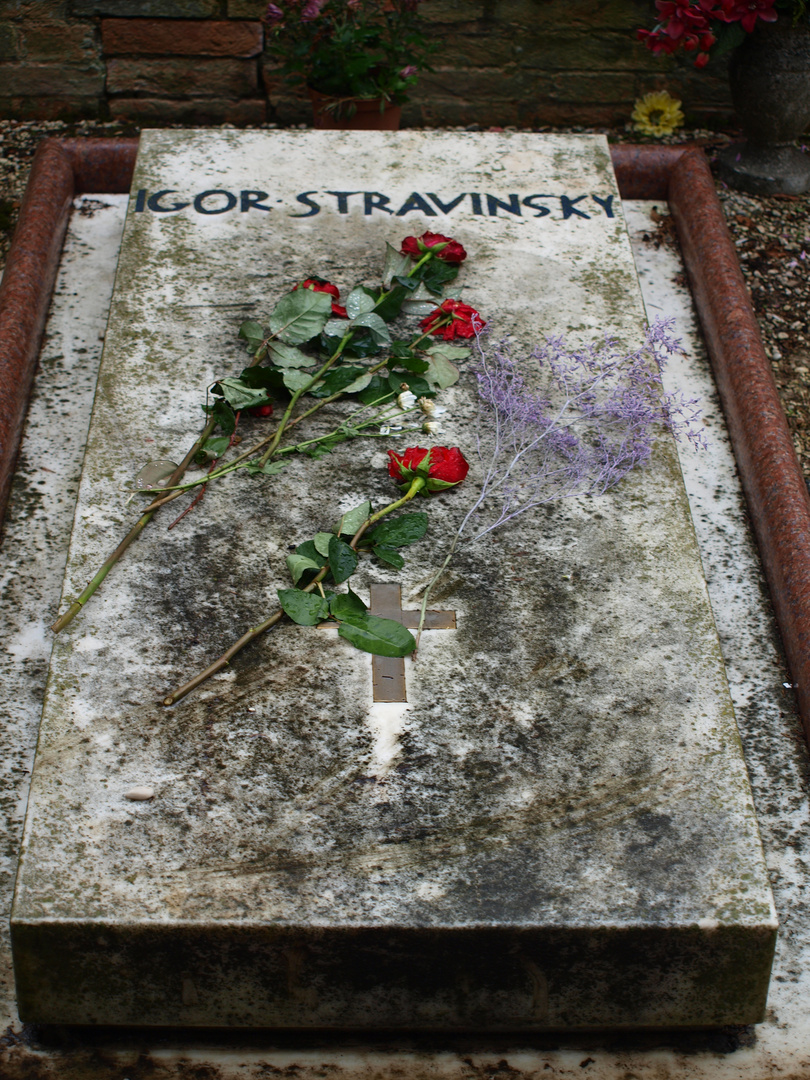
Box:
397 390 417 410
419 398 448 418
423 420 441 435
379 425 391 435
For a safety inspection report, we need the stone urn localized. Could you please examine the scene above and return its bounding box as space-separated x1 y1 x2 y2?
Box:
718 17 810 195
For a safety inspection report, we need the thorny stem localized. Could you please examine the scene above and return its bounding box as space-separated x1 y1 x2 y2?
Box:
162 477 426 707
50 417 217 633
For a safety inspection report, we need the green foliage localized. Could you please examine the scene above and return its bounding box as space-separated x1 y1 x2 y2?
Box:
371 544 404 569
337 615 415 658
334 501 371 537
269 289 332 345
329 588 367 620
366 512 428 548
216 377 271 411
328 535 359 584
277 589 330 626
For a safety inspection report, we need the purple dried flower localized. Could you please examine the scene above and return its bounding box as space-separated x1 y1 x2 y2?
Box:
264 2 284 23
399 64 418 78
456 317 704 543
301 0 326 19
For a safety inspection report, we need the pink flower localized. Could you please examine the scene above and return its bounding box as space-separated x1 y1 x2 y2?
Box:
399 65 418 78
264 2 284 24
716 0 778 32
301 0 325 20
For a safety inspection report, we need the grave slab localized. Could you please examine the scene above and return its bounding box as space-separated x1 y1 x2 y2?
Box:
10 131 776 1030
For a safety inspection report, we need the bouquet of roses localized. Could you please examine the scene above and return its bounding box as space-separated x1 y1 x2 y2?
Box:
638 0 807 67
51 229 484 636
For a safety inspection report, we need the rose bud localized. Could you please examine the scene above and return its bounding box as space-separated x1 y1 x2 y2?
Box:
400 231 467 264
293 276 346 317
387 445 469 493
248 403 274 418
421 298 486 341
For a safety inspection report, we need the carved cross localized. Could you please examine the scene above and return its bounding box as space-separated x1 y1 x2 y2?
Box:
369 583 456 703
319 582 456 702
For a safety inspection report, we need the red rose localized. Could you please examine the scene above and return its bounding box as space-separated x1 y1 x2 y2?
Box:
248 403 274 417
387 445 469 492
420 299 486 341
400 232 467 264
293 277 345 317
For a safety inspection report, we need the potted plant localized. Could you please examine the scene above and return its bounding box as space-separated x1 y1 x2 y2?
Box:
263 0 435 130
637 0 810 194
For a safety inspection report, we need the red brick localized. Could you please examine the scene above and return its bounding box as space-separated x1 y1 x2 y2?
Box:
23 24 98 64
106 56 258 97
0 61 103 95
101 18 262 57
0 95 102 119
109 95 265 124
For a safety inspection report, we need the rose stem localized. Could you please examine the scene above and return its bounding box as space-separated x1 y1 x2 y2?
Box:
50 417 217 633
162 477 425 707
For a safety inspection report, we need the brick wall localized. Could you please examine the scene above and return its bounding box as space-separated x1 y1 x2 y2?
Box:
0 0 733 128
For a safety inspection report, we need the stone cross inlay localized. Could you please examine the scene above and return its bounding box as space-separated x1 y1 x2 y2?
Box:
368 583 456 703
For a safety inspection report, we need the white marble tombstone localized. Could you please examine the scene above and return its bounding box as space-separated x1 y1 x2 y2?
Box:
11 131 775 1029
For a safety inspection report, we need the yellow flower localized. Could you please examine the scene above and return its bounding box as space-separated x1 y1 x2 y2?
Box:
631 91 684 137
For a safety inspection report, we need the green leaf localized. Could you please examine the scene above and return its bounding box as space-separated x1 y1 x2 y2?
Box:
323 316 353 339
313 532 335 557
425 355 461 391
269 289 332 345
372 544 405 569
211 399 236 436
300 432 348 459
283 369 315 394
296 539 327 565
427 343 470 361
329 587 367 620
351 312 391 345
194 434 231 464
328 535 358 585
238 365 286 392
713 19 746 57
346 286 377 319
286 552 323 585
244 460 287 477
338 615 416 658
367 512 428 548
307 365 368 399
239 320 265 354
216 377 271 411
267 341 314 368
383 241 412 286
390 344 429 374
277 588 329 626
387 371 432 397
341 371 372 394
373 284 408 322
335 500 371 537
357 376 395 406
422 258 459 295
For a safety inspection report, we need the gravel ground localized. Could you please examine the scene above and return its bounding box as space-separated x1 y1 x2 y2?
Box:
1 117 808 476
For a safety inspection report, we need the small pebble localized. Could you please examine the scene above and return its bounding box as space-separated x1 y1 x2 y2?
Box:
124 786 154 801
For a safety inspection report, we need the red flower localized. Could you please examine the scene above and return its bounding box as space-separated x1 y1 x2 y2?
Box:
717 0 777 32
248 403 274 418
420 299 486 341
293 277 346 317
400 232 467 264
387 445 470 492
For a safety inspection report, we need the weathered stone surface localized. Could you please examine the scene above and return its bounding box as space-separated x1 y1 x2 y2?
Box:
0 59 103 95
11 131 775 1030
106 56 258 97
101 18 263 57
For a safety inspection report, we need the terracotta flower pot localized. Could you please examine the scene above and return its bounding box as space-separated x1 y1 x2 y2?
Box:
718 18 810 195
308 88 402 131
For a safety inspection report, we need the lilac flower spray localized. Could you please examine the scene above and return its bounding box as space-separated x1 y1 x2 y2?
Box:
414 317 705 643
